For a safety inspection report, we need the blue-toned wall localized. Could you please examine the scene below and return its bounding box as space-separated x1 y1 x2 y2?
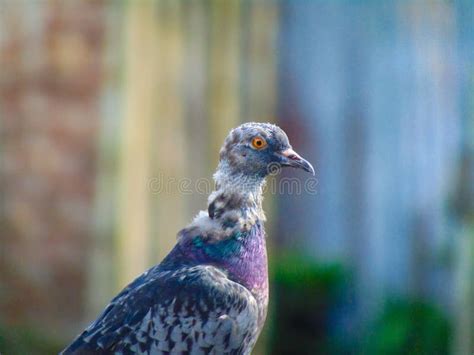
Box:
277 1 473 332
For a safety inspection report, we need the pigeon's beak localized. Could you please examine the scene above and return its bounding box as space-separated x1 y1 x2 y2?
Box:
279 148 315 175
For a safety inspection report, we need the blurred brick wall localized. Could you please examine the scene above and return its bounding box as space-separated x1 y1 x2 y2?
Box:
0 0 105 332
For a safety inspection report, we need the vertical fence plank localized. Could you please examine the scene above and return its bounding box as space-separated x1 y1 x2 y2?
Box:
117 0 159 288
86 1 125 319
182 0 211 216
150 0 187 263
208 0 242 163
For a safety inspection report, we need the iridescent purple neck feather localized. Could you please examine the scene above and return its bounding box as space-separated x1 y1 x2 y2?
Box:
173 156 269 317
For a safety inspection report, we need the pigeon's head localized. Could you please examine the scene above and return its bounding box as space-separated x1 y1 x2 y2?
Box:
218 122 314 178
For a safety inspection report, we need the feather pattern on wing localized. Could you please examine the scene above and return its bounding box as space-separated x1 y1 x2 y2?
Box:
63 265 259 355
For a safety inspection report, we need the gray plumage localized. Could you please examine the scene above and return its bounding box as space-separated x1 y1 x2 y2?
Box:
61 122 314 355
65 266 258 354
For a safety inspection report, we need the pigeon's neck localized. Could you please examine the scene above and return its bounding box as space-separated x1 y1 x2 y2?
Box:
176 166 266 244
213 160 267 194
170 162 269 321
208 160 266 228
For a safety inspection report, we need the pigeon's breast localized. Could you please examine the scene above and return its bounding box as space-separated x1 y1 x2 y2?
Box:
175 220 269 330
222 222 268 328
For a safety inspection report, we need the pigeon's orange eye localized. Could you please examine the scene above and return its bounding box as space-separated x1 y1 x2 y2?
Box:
251 137 267 150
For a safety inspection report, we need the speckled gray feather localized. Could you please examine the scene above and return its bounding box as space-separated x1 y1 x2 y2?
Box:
63 265 258 354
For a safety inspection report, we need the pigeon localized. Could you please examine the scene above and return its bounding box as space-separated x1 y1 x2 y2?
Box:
62 122 314 355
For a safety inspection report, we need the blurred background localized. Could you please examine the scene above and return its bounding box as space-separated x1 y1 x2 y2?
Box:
0 1 473 354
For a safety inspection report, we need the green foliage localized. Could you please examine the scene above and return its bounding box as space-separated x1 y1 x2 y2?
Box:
360 299 452 355
272 253 347 293
269 253 350 355
0 323 64 355
268 253 452 355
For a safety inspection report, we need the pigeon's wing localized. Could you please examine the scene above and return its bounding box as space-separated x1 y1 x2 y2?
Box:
62 265 259 354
